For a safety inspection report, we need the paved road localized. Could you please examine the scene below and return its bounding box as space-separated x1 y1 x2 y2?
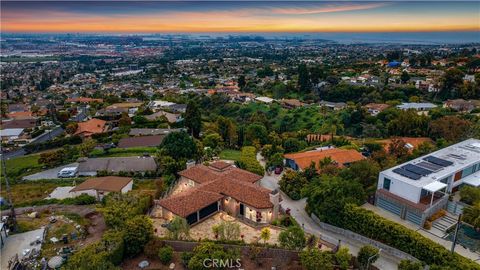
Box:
23 162 78 180
257 153 402 269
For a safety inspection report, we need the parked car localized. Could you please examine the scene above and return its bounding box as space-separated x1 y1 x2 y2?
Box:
274 166 283 174
57 167 78 178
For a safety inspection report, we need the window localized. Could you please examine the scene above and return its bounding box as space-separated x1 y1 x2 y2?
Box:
462 166 475 178
383 178 391 191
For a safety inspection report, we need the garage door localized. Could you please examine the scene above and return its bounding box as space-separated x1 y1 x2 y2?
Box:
405 210 422 226
199 202 218 220
377 197 402 216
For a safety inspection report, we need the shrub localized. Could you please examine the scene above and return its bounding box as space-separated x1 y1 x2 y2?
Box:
279 170 307 200
123 215 153 257
299 248 334 270
398 260 424 270
181 252 194 267
212 221 241 241
236 146 264 176
158 246 174 265
144 236 164 259
357 245 379 270
278 226 306 250
335 247 352 270
459 186 480 205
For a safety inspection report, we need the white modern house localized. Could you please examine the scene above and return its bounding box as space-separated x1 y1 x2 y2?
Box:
375 138 480 226
396 102 437 111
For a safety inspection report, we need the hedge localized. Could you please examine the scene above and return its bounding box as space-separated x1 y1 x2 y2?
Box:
339 204 479 270
235 146 264 176
1 194 96 210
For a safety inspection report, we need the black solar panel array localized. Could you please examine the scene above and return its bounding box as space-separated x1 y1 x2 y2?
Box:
416 161 443 172
393 168 422 180
423 156 454 167
402 164 433 176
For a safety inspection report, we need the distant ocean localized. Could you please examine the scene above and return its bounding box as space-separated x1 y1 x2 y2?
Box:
194 31 480 45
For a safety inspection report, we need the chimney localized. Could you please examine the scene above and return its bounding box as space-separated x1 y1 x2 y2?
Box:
186 160 196 169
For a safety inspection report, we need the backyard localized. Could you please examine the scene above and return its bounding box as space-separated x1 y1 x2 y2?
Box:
219 149 241 161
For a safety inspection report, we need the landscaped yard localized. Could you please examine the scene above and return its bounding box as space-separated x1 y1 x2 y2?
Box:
89 147 157 158
153 212 282 245
219 149 241 161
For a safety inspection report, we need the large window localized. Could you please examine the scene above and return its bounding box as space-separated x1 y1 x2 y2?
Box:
383 178 391 191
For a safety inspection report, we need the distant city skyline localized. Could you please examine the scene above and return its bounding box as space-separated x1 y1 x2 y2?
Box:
1 1 479 33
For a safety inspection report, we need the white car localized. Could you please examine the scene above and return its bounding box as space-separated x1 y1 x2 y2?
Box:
57 167 78 178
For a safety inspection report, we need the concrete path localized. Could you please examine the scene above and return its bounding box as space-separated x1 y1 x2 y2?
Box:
256 153 401 269
46 186 75 200
23 162 78 180
1 228 45 270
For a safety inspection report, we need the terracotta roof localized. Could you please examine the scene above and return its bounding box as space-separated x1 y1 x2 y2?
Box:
74 118 106 136
200 177 273 209
365 103 390 111
66 97 103 103
118 135 164 148
158 189 223 217
70 176 132 193
179 163 262 184
161 163 271 216
284 148 365 170
378 137 433 152
209 161 232 171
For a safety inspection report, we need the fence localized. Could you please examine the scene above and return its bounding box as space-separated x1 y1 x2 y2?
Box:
311 214 418 262
447 200 467 216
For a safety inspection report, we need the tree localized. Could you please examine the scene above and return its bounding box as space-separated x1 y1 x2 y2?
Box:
66 122 78 134
398 260 424 270
78 138 96 157
188 242 240 270
245 123 268 146
123 215 154 257
429 116 471 142
266 152 284 168
298 63 311 93
278 226 306 250
282 138 307 153
167 217 190 240
388 138 410 160
118 112 131 127
260 227 271 244
279 170 308 200
339 159 380 191
202 133 222 149
158 155 186 177
400 71 410 84
216 116 237 147
459 186 480 205
238 75 246 90
299 249 334 270
158 246 174 265
160 131 197 160
439 68 465 100
212 221 241 241
39 149 66 167
462 202 480 230
335 247 352 270
357 245 379 270
185 100 201 138
304 176 365 225
154 179 166 199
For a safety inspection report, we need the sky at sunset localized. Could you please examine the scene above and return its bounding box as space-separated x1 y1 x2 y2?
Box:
1 1 479 33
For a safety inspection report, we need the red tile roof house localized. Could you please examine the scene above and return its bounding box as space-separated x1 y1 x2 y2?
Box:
154 161 280 226
69 176 133 201
74 118 107 137
284 148 365 171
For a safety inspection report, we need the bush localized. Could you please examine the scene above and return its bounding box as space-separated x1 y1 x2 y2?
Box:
123 215 153 257
181 252 194 267
212 221 241 241
299 248 334 270
398 260 424 270
278 226 306 250
158 246 174 265
236 146 264 176
357 245 379 270
460 186 480 205
279 170 307 200
144 236 164 259
335 247 351 270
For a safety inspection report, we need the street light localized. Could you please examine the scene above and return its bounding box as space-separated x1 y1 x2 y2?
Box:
366 248 382 270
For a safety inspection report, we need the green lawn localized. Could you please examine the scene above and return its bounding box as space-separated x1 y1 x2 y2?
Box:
219 149 241 161
1 154 43 182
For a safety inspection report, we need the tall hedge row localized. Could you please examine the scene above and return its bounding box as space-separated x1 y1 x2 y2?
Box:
340 204 479 270
236 146 264 176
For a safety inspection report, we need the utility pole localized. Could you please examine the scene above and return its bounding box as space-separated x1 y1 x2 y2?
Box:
1 154 17 232
451 214 462 253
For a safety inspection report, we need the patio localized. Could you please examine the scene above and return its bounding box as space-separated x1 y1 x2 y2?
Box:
152 212 282 245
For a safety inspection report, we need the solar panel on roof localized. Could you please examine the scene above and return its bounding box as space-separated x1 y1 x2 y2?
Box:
393 168 422 180
423 156 453 167
416 161 443 172
402 164 433 176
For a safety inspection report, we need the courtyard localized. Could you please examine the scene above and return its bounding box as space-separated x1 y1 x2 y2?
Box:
152 212 282 244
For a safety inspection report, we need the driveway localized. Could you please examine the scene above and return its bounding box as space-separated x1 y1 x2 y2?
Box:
256 153 401 269
1 228 45 270
23 162 78 180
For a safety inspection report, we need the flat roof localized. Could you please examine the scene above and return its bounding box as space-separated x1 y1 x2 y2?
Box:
381 138 480 188
463 172 480 187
